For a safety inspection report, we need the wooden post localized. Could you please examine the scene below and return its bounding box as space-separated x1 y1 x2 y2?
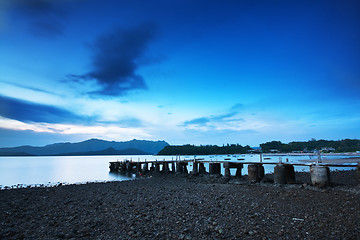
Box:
357 162 360 183
136 163 141 176
199 163 206 174
274 164 286 184
284 164 296 184
215 163 221 175
171 162 176 173
235 164 243 178
155 162 160 172
223 162 230 178
258 164 265 180
310 165 330 188
109 162 120 172
120 161 127 172
163 162 170 173
209 163 215 174
183 162 188 174
142 162 148 174
176 162 183 173
192 160 198 175
248 164 259 182
126 161 133 172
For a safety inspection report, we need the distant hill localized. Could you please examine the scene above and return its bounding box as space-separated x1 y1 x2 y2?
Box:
0 139 169 156
56 147 151 156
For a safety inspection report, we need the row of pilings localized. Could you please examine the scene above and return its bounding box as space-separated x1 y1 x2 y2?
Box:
109 160 244 178
247 163 332 187
110 160 360 188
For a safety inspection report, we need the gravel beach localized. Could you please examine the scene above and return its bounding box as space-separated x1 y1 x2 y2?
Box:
1 170 359 240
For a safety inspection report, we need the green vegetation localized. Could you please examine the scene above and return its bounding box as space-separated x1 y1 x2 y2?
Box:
158 139 360 155
158 144 252 155
260 139 360 153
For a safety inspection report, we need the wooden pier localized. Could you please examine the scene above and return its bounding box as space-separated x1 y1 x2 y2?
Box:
109 157 360 187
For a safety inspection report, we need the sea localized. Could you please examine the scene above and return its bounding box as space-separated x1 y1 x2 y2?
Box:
0 154 357 188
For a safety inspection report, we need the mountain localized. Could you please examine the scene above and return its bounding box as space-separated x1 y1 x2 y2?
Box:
57 147 151 156
0 139 169 156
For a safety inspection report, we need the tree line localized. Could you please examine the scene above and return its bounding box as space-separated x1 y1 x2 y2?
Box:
157 139 360 155
158 144 252 155
260 139 360 153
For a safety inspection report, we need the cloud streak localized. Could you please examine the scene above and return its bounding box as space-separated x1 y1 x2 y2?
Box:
183 111 243 128
68 23 158 97
0 118 150 143
0 95 86 124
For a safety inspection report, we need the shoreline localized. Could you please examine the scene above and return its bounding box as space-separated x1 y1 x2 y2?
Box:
263 152 360 156
299 156 360 164
1 171 359 239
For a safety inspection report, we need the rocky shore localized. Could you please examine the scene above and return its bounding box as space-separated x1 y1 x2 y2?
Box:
1 170 359 239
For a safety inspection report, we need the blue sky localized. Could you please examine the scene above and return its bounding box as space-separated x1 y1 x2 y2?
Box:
0 0 359 147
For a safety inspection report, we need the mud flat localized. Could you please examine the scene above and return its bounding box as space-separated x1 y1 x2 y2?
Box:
1 171 359 239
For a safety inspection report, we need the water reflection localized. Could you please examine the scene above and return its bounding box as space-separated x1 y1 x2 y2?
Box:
0 154 357 187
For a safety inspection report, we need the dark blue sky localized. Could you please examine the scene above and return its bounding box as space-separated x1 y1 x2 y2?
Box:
0 0 359 147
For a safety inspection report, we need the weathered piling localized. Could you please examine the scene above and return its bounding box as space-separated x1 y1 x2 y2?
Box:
284 164 296 184
248 164 264 182
209 163 215 174
126 161 134 173
192 160 199 175
310 165 330 188
183 163 188 174
109 162 120 172
209 163 221 175
357 162 360 183
235 163 243 178
142 162 149 174
171 162 176 173
155 162 160 172
136 163 141 176
215 163 221 175
150 163 155 172
162 162 170 173
176 162 183 173
199 163 206 174
248 164 259 182
274 164 286 184
258 164 265 180
223 162 230 179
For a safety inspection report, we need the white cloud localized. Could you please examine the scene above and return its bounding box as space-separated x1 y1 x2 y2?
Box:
0 117 150 141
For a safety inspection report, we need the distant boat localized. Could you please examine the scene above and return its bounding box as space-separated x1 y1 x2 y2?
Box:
237 158 245 160
264 157 271 160
224 158 231 160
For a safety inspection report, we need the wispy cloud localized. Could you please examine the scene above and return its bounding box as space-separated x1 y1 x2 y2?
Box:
0 79 59 96
68 23 158 97
0 95 87 124
0 117 150 142
183 110 243 129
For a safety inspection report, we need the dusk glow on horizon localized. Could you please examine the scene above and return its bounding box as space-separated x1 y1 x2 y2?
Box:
0 0 359 147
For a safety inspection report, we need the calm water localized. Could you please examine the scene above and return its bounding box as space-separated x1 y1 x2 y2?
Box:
0 154 356 188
